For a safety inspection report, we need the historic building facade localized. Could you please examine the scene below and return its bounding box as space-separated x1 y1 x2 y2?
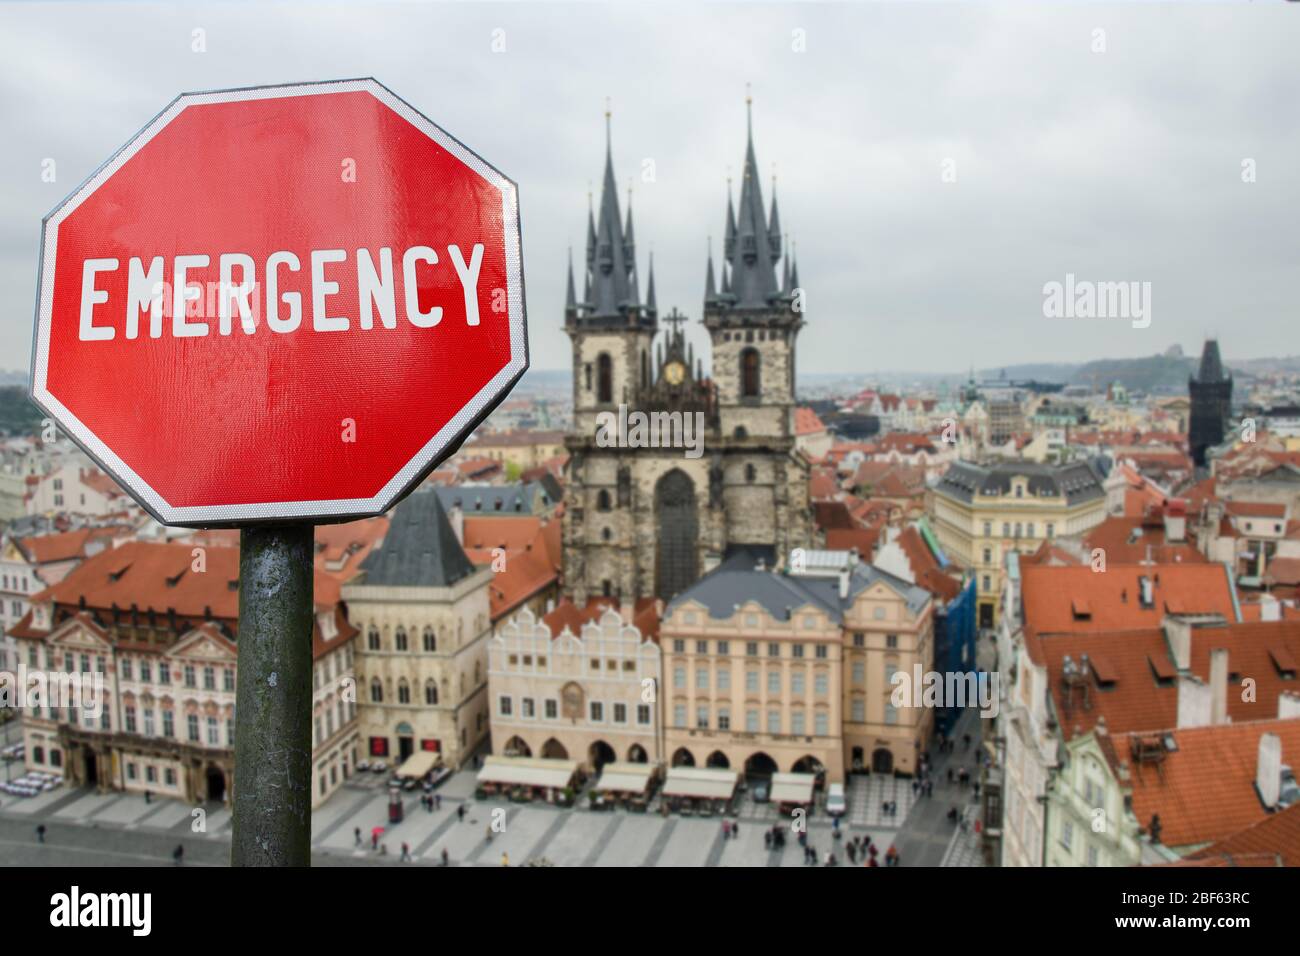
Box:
344 487 493 770
562 103 814 604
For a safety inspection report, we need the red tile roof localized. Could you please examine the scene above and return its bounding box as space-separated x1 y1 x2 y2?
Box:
1084 515 1206 566
795 407 827 436
19 527 124 564
542 597 662 642
1183 803 1300 867
825 527 883 560
1122 717 1300 850
314 517 390 583
1044 620 1300 740
1021 563 1237 645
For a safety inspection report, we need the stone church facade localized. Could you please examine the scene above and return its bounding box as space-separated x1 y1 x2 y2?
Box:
562 103 815 604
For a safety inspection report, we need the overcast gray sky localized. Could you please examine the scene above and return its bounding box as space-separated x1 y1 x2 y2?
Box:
1 1 1296 377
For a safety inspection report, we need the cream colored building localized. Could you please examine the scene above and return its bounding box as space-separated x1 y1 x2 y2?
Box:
660 551 933 783
1044 723 1142 867
344 486 493 770
488 607 661 768
931 460 1107 628
460 430 566 473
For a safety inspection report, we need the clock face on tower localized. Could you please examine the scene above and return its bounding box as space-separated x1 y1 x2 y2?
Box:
663 361 686 386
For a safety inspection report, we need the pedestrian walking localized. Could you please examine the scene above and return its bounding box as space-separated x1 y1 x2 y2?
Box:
732 820 739 837
401 842 411 862
947 767 954 783
354 826 361 846
765 830 772 849
441 848 450 866
848 842 857 864
722 819 731 840
501 851 509 867
173 844 183 865
434 793 441 810
963 733 971 751
457 803 466 822
144 790 152 804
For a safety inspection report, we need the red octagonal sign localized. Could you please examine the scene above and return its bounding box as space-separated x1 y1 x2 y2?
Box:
31 78 527 527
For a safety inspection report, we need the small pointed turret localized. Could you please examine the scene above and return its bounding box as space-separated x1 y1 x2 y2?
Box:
705 238 717 301
646 250 657 315
565 247 577 315
767 173 782 260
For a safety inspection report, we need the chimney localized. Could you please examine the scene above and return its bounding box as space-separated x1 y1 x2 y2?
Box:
1256 733 1282 809
1163 501 1186 543
1279 691 1300 720
1209 648 1228 725
448 503 464 545
1165 617 1192 671
1176 674 1212 729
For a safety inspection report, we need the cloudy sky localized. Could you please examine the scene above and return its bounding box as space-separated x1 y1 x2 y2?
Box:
1 1 1296 378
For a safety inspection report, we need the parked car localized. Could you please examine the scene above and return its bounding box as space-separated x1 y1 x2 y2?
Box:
371 761 388 774
825 782 847 817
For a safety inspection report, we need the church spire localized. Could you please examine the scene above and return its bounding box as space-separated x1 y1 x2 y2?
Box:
722 85 782 309
565 247 577 315
585 99 637 318
646 249 657 314
768 169 782 261
705 237 717 301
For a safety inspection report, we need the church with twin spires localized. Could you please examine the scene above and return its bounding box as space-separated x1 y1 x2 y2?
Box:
562 98 815 603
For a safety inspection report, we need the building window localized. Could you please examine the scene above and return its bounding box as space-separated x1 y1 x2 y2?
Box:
884 703 898 726
124 706 136 734
793 644 805 659
674 704 687 728
597 353 613 404
1061 819 1074 851
425 681 439 705
695 706 709 729
223 668 235 692
423 628 437 652
162 710 174 738
746 670 759 693
815 712 829 736
982 547 991 564
718 708 730 730
717 641 729 655
597 489 612 512
590 701 604 722
695 669 708 690
1027 523 1035 538
637 704 651 725
183 665 196 688
395 627 408 652
207 717 219 745
673 639 685 653
187 714 199 742
791 671 805 695
203 666 215 691
121 659 133 680
982 575 991 592
695 640 708 654
768 643 780 658
851 698 865 722
814 673 828 695
367 627 380 651
746 642 759 657
673 666 686 689
745 464 757 483
983 521 992 536
522 698 535 718
791 711 806 736
746 709 759 732
886 634 898 649
767 710 781 734
852 661 865 684
370 678 383 703
1046 523 1055 539
613 703 627 724
768 671 781 694
717 668 730 691
740 348 761 398
398 681 411 704
499 695 512 716
815 644 828 659
853 632 864 648
545 699 558 719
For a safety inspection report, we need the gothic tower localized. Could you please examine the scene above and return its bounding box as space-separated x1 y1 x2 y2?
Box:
562 97 813 606
1189 339 1232 468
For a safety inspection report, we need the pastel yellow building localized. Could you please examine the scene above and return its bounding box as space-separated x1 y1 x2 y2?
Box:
931 461 1107 628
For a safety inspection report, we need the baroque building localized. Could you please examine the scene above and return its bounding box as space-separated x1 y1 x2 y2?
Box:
563 101 814 603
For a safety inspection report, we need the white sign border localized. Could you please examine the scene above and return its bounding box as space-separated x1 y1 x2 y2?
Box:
31 78 528 528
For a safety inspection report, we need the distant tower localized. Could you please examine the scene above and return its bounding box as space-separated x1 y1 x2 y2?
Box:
1189 339 1232 467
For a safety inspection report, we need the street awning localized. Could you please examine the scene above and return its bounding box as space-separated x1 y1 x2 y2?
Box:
477 756 579 790
662 766 738 800
396 750 439 779
769 772 816 806
594 762 656 794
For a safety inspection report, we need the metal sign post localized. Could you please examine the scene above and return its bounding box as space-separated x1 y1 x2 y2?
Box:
231 526 314 867
30 78 526 866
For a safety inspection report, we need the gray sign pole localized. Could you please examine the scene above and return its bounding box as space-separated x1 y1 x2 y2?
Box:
231 524 315 866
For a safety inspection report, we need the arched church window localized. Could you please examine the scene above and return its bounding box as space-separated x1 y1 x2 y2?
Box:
745 464 757 483
597 489 612 512
740 348 761 399
585 363 592 392
734 426 748 439
597 353 613 404
602 528 612 542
